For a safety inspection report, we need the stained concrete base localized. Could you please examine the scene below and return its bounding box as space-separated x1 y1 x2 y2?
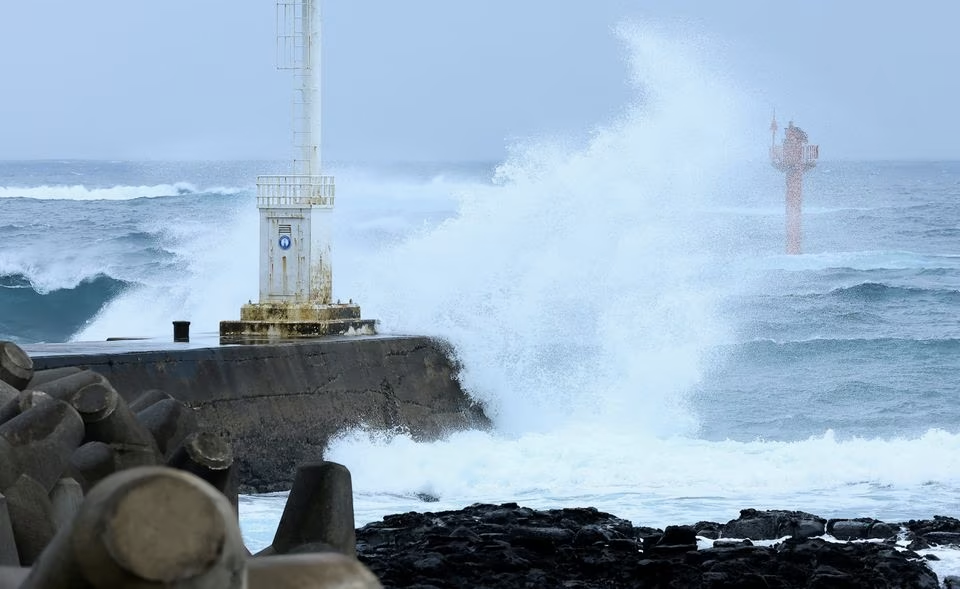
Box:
221 302 378 341
219 319 377 340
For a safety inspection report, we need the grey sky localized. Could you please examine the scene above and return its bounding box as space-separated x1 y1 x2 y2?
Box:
1 1 957 162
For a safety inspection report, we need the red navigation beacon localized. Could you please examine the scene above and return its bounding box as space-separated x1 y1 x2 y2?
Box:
770 115 818 255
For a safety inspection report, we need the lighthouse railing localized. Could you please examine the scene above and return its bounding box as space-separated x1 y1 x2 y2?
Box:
770 144 819 168
256 175 336 208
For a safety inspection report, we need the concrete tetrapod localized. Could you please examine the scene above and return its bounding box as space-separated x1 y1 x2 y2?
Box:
16 390 55 413
0 342 32 392
270 461 357 557
0 383 17 409
24 368 82 391
168 431 239 517
70 382 160 469
0 495 19 566
0 567 28 589
22 467 247 589
0 400 85 493
128 389 174 413
0 403 17 426
30 370 109 404
0 389 17 427
5 475 56 566
138 398 200 459
67 442 117 493
247 553 382 589
48 478 83 533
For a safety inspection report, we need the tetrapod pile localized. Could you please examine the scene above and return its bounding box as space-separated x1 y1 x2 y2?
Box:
0 340 380 588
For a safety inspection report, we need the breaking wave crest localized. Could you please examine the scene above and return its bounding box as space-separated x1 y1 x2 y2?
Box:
0 182 244 201
0 272 130 343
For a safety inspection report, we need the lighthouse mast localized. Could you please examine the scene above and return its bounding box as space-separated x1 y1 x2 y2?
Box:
770 117 818 255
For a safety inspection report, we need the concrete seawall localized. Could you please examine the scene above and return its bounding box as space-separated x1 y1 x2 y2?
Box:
28 336 489 492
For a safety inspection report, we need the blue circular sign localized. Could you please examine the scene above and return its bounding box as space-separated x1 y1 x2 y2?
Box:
278 235 292 250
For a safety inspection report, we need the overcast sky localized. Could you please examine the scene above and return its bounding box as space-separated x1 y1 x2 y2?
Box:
1 1 957 162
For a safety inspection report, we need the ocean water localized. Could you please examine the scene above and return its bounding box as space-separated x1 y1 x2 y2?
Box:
3 27 960 579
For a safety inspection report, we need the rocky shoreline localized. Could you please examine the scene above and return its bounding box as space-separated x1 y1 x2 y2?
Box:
356 503 960 588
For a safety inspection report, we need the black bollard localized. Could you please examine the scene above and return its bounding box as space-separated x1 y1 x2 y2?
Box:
173 321 191 342
246 553 382 589
136 398 199 460
71 382 160 469
0 400 85 493
128 389 174 413
0 343 32 392
68 442 116 493
21 467 247 589
5 474 56 566
271 461 356 557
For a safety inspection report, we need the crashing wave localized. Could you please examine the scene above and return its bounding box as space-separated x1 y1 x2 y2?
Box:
0 182 246 201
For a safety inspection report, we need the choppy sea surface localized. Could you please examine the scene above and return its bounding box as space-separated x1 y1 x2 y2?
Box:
3 31 960 580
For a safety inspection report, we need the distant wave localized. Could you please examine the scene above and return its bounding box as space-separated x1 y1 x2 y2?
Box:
751 280 960 305
705 203 945 217
917 267 952 276
0 273 130 343
823 281 960 302
0 182 246 201
919 227 960 239
706 205 886 217
756 250 960 272
733 336 960 357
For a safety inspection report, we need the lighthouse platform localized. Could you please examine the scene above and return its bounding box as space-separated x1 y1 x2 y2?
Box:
219 301 377 340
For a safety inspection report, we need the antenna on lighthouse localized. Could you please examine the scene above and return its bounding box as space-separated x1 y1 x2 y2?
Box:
220 0 376 340
770 118 818 255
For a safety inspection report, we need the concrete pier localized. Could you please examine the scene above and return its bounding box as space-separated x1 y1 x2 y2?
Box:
24 335 488 492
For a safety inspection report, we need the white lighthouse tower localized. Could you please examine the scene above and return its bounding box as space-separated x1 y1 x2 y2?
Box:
221 0 375 340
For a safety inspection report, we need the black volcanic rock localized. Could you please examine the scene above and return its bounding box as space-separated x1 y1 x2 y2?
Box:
356 503 939 588
904 515 960 536
827 518 897 541
903 515 960 550
722 509 826 541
